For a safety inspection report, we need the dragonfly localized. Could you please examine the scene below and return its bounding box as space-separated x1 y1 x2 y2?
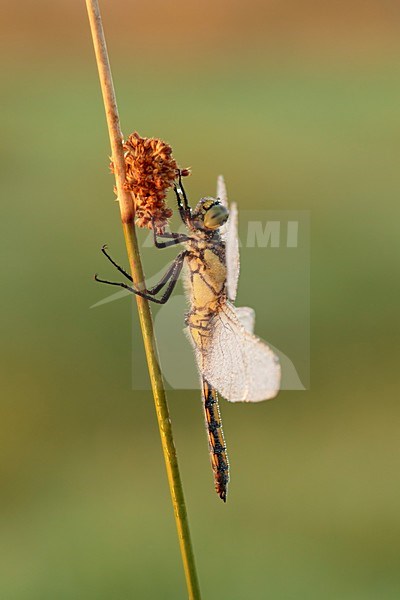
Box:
95 174 281 501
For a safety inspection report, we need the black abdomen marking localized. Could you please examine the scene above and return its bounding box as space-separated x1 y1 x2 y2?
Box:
202 378 229 502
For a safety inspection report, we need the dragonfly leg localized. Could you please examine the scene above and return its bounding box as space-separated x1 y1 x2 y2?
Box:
100 244 186 292
152 225 189 249
100 245 132 281
146 252 186 295
95 251 187 304
177 170 190 210
174 170 191 224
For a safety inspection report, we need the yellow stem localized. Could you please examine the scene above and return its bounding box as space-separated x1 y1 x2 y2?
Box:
85 2 201 598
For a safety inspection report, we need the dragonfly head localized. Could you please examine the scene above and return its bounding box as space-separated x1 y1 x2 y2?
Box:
192 198 229 231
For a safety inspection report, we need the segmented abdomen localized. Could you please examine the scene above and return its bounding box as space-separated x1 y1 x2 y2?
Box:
202 378 229 502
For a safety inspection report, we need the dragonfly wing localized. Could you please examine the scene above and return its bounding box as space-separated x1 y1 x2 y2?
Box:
217 174 228 209
225 202 239 302
194 303 280 402
217 175 240 302
234 306 255 333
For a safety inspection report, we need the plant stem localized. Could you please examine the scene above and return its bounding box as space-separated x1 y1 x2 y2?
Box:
85 2 201 599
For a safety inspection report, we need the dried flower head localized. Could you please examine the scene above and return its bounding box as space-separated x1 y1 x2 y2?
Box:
112 132 189 233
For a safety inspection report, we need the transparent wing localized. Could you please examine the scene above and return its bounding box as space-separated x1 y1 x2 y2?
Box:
217 175 240 302
192 303 280 402
234 306 255 333
224 202 239 302
217 174 228 209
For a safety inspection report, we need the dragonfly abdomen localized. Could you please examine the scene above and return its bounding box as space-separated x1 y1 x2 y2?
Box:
202 378 229 502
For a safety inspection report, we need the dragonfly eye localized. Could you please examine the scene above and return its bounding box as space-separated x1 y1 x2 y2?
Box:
203 204 229 230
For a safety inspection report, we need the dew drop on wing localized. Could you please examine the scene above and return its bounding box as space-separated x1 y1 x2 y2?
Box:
194 303 281 402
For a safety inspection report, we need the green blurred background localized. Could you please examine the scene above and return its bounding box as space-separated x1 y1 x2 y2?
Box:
1 1 400 598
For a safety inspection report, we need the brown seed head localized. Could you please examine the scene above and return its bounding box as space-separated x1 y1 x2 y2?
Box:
111 132 189 233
